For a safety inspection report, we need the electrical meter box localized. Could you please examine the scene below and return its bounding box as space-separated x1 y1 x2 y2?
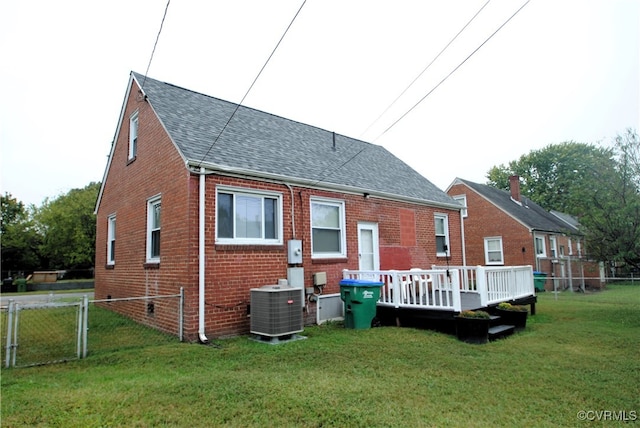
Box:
288 240 302 264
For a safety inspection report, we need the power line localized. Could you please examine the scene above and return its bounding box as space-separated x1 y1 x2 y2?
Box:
373 0 531 142
142 0 171 91
360 0 492 138
196 0 307 168
309 143 369 188
311 1 531 188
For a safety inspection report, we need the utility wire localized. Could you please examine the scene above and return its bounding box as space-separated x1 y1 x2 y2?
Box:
373 0 531 142
360 0 491 138
142 0 171 91
196 0 307 168
311 1 531 188
309 143 370 188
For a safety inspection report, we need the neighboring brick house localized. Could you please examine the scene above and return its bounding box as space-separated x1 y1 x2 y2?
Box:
446 176 602 290
94 72 464 341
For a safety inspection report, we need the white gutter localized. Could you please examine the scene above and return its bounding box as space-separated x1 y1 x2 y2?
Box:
198 167 209 344
186 160 462 211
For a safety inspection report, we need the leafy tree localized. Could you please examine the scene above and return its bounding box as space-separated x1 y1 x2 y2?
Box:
35 182 100 270
486 141 616 215
1 193 41 275
578 129 640 271
486 130 640 270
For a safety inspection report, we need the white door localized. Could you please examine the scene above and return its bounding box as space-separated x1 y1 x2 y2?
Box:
358 222 379 272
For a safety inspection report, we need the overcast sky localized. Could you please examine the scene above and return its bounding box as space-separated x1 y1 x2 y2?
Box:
1 0 638 207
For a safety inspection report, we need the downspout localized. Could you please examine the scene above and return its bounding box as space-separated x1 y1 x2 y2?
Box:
198 167 209 344
459 209 466 266
531 234 540 272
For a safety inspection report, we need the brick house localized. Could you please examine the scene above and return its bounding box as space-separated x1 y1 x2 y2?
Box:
446 176 601 290
94 72 464 341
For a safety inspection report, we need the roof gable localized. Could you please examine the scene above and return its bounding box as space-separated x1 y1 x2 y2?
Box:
132 72 457 208
453 178 581 235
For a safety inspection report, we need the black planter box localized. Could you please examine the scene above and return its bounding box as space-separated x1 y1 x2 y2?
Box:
496 308 528 332
455 316 490 344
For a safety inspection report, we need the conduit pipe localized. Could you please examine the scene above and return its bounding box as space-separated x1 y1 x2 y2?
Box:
284 183 296 239
198 167 209 344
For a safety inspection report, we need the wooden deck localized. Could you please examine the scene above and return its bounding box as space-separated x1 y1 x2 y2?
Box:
342 266 538 332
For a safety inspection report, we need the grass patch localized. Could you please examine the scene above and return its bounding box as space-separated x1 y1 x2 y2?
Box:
2 284 639 427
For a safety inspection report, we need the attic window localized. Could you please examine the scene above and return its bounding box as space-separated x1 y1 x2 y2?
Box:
128 111 139 160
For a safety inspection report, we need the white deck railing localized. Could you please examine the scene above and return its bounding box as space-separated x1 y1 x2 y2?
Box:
343 265 535 312
342 269 462 311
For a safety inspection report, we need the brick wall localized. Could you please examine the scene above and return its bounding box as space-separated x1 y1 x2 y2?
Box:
95 82 195 336
96 78 463 340
448 183 535 266
448 183 602 289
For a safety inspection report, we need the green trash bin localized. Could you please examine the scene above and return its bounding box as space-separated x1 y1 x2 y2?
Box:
15 278 27 293
340 279 383 329
533 271 547 292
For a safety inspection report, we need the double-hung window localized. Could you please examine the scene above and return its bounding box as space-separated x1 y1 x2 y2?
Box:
534 235 546 258
434 214 450 256
310 198 346 258
549 236 557 258
107 214 116 265
129 111 138 160
147 196 161 262
484 237 503 265
216 187 282 244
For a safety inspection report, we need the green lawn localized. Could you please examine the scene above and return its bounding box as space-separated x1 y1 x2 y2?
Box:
2 284 638 427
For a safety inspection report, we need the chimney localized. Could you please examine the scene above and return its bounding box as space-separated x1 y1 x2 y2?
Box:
509 175 521 202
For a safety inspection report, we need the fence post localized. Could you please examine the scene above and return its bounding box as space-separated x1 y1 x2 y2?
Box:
82 295 89 358
12 303 20 367
5 300 15 368
179 287 184 342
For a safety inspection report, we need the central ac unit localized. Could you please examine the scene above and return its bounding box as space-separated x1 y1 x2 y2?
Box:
250 285 303 338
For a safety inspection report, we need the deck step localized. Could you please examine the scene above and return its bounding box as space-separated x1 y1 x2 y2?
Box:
489 315 503 327
488 324 515 340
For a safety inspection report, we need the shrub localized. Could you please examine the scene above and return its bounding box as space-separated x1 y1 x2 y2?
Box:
457 310 490 319
497 302 528 312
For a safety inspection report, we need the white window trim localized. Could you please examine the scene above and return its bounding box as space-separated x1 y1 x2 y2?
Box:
146 195 161 263
452 194 468 218
568 238 573 255
534 235 546 258
310 197 347 259
435 213 450 257
107 214 116 265
215 186 283 245
484 236 504 265
128 110 139 160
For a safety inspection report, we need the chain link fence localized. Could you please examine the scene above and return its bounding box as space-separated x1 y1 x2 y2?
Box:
2 290 183 368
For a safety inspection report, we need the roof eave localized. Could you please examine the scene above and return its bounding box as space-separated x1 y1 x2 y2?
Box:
186 160 462 211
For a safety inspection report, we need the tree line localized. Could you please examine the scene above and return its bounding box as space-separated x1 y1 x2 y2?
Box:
1 182 100 278
1 129 638 279
487 128 639 273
